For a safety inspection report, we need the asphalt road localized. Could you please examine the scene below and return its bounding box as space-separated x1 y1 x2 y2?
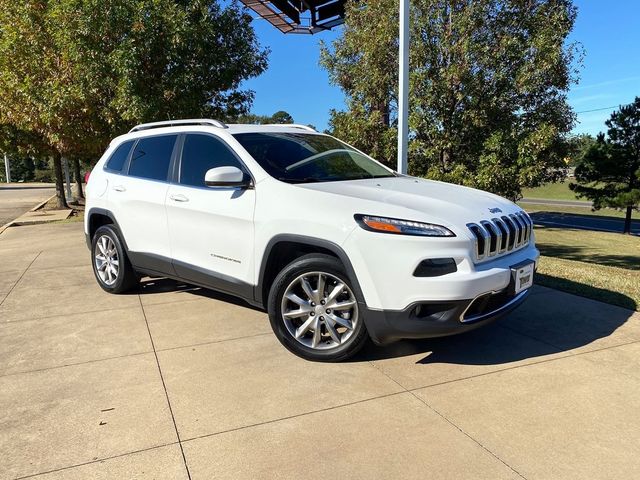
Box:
521 198 593 207
0 183 56 227
529 210 640 235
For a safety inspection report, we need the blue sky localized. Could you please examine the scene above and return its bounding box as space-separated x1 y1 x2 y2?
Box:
242 0 640 135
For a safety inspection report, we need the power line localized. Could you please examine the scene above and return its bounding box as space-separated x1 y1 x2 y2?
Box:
575 105 620 114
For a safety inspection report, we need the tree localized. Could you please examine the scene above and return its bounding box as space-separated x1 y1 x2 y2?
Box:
270 111 294 124
320 0 581 199
566 133 597 167
0 0 268 208
0 124 55 183
570 98 640 234
233 110 295 124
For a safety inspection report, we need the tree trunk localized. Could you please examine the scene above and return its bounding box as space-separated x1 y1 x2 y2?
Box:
73 158 84 199
624 206 632 234
52 153 68 209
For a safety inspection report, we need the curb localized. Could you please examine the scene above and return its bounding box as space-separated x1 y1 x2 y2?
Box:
29 194 56 212
0 221 14 235
0 193 57 236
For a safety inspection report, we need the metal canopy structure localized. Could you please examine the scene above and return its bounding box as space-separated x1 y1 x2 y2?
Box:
240 0 346 34
242 0 409 174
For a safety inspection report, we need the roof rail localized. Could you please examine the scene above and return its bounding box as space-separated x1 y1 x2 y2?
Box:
261 124 316 132
129 119 228 133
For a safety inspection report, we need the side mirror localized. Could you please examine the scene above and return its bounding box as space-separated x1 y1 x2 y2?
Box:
204 166 251 188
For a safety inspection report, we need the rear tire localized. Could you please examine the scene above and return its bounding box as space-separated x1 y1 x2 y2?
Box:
267 254 368 362
91 225 138 294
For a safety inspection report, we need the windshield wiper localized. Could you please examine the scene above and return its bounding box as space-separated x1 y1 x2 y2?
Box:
279 177 322 184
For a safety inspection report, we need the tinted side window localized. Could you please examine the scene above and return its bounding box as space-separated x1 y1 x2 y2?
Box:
179 134 244 187
105 140 134 172
128 135 177 181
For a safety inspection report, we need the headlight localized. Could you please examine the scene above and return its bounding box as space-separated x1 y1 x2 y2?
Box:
354 214 455 237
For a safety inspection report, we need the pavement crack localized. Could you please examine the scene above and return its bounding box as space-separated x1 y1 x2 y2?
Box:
155 331 273 354
0 350 152 379
0 250 42 307
13 442 179 480
368 360 528 479
180 391 406 444
138 295 192 480
410 392 528 479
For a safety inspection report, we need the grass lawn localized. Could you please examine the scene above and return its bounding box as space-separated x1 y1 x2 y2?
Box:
533 226 640 310
521 202 637 220
521 181 579 201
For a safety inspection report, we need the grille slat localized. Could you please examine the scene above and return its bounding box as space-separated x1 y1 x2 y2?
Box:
467 211 532 263
492 217 508 253
510 214 523 248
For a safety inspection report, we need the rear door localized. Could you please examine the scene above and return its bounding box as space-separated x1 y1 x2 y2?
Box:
166 133 256 296
108 133 178 273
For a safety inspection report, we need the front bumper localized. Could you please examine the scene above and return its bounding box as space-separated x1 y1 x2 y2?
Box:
343 225 539 311
363 287 530 345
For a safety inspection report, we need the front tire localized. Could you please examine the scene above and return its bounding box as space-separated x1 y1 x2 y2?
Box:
91 225 138 294
267 254 368 362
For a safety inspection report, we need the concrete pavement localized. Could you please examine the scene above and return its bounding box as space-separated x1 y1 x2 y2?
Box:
0 183 56 227
1 222 640 479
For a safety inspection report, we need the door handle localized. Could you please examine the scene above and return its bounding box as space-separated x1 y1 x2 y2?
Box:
112 185 126 192
169 194 189 202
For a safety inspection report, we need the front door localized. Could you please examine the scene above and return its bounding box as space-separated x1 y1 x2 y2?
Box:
166 133 256 298
109 134 178 274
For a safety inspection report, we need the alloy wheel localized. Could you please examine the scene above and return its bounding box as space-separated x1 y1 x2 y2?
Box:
281 271 359 350
94 235 119 286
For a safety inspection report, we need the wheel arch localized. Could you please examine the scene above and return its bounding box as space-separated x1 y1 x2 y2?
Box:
256 234 364 308
86 208 129 252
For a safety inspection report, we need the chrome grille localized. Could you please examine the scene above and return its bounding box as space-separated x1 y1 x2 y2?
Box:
467 211 533 262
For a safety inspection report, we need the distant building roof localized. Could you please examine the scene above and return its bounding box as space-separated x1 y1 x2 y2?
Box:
240 0 346 34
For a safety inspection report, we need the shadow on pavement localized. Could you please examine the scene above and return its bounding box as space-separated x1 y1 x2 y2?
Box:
353 278 636 365
134 276 636 367
135 277 264 311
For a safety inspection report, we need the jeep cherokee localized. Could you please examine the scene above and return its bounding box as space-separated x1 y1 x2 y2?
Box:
85 119 538 361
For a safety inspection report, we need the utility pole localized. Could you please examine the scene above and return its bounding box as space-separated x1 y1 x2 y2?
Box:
63 157 72 200
3 153 10 183
397 0 409 174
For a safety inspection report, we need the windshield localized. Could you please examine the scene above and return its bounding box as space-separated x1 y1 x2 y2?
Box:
232 132 395 183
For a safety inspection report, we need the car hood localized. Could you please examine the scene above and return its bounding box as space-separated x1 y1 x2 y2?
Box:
297 176 520 225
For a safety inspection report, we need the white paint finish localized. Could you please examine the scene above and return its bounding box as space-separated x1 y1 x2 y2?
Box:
344 231 538 310
86 123 539 317
204 166 245 185
166 183 255 283
108 175 171 258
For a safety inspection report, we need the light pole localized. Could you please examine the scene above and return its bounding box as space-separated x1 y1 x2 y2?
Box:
240 0 411 173
397 0 409 174
63 157 72 200
3 153 10 183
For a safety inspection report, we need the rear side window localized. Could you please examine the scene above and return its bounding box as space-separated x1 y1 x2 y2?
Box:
105 140 134 172
179 134 245 187
128 135 177 181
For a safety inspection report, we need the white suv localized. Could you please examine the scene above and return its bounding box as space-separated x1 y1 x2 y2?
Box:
85 119 539 361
